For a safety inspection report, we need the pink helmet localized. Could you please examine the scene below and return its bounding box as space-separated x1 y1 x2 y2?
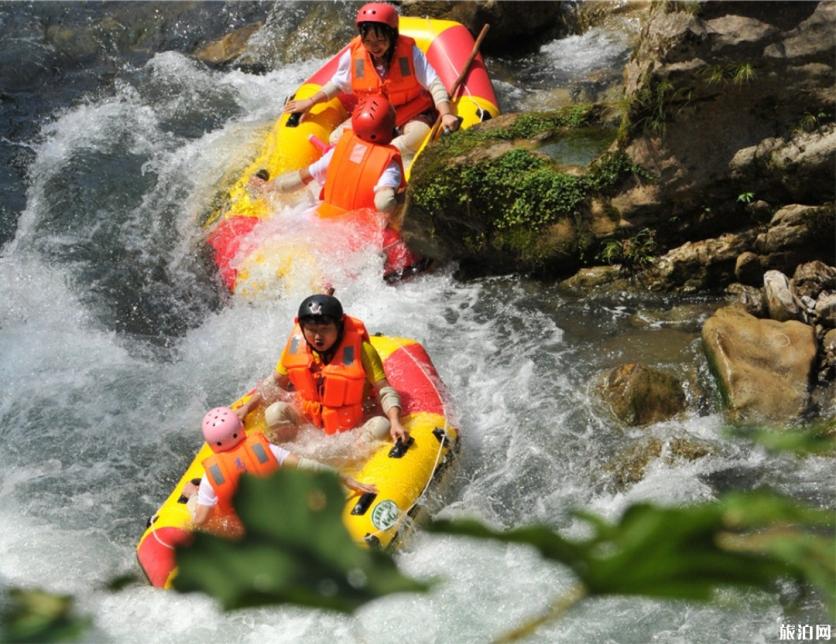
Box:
352 94 395 144
202 407 244 453
356 3 398 30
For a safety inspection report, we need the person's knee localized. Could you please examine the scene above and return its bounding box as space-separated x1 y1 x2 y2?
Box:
264 402 300 442
264 402 291 427
361 416 391 440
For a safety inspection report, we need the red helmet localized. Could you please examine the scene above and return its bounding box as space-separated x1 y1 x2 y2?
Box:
352 95 395 144
356 3 398 30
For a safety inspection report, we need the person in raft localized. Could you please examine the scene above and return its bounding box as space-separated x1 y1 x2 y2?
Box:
243 293 409 446
248 93 404 217
282 2 461 158
188 406 376 529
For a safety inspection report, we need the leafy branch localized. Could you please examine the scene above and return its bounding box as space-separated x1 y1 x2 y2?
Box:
429 490 835 641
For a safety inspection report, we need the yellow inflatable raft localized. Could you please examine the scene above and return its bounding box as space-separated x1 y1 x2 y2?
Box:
136 335 459 588
206 17 500 291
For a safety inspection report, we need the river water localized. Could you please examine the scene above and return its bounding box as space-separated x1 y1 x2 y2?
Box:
0 3 830 643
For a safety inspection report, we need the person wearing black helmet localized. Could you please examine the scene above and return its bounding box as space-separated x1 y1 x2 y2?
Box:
249 293 409 446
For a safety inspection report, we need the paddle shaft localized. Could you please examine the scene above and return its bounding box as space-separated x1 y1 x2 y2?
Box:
429 23 491 141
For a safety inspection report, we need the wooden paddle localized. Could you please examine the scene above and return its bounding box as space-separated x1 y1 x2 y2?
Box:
428 23 491 142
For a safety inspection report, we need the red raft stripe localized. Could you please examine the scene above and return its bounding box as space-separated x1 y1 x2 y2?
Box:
306 44 351 86
425 24 497 105
137 526 193 588
382 343 445 416
206 216 260 291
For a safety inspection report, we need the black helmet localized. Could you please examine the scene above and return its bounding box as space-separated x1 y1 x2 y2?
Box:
297 294 344 325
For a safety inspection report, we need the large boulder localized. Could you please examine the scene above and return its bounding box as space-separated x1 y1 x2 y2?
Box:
600 363 686 426
701 306 818 423
616 1 834 240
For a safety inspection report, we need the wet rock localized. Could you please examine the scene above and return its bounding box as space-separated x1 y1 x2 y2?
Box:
608 435 713 488
734 251 765 286
729 124 836 203
601 363 686 426
763 270 800 321
820 329 836 383
194 22 263 67
641 230 757 293
701 306 817 423
560 265 623 291
725 283 765 317
755 203 835 265
815 293 836 327
792 260 836 300
401 1 570 54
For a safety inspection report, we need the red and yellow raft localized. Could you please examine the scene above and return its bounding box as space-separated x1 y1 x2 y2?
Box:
206 16 500 291
136 335 459 589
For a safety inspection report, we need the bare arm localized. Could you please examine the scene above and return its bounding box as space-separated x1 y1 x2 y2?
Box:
375 379 409 442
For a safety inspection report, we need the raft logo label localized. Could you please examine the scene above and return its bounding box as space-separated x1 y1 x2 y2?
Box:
371 500 401 530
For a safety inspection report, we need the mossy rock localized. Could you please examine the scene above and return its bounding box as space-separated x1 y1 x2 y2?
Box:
403 106 644 277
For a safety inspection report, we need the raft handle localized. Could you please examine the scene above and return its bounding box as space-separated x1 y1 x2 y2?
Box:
352 492 377 516
286 112 303 128
432 427 450 447
388 436 414 458
476 106 492 122
364 533 381 549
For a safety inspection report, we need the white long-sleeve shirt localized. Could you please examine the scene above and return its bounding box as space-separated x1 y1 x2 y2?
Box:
324 44 450 108
308 146 402 192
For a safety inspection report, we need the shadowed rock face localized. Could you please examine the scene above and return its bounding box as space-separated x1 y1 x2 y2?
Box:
701 306 818 423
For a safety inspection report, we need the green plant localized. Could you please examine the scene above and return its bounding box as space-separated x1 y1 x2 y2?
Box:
732 63 756 85
0 588 90 643
626 78 693 136
173 469 430 612
737 191 755 204
703 63 757 87
597 228 658 271
430 490 835 642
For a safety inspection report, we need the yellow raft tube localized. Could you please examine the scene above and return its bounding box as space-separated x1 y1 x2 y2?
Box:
136 335 459 588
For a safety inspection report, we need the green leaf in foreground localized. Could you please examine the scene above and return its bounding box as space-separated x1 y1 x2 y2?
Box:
430 490 835 614
733 422 836 456
173 469 430 612
0 587 91 643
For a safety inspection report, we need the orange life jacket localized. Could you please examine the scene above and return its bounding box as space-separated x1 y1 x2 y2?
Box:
319 130 404 218
281 315 370 434
349 35 434 127
202 433 279 517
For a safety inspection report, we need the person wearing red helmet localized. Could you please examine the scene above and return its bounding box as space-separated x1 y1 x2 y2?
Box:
186 405 376 530
249 94 405 216
283 2 461 158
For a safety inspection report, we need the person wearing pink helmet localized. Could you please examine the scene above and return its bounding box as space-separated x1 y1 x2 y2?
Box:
282 2 461 158
186 405 376 531
249 94 405 216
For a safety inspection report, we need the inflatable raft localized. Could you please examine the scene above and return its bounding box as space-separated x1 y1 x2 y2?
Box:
206 17 500 292
136 335 459 589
